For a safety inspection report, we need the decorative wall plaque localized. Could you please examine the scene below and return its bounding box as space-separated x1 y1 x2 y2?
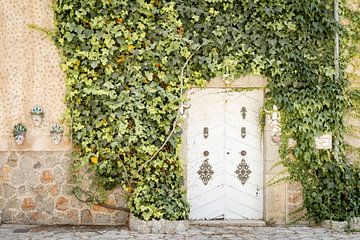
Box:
13 123 27 145
197 159 214 185
30 105 44 127
235 159 252 185
315 133 332 150
50 124 64 145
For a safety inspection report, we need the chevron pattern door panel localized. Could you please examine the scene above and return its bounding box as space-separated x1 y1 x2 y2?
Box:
186 88 264 220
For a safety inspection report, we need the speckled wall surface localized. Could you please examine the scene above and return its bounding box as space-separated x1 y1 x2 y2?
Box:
0 0 70 151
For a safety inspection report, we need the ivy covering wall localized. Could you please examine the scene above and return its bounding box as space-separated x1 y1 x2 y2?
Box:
54 0 360 222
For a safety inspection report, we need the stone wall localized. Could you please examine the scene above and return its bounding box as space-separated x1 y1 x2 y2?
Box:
0 151 128 225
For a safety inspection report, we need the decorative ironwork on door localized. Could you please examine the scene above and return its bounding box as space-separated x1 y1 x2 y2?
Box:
235 159 252 185
197 159 214 185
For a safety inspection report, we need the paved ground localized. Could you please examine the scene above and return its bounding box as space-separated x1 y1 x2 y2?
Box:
1 224 360 239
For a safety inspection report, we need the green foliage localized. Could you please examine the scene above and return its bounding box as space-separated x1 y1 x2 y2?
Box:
53 0 360 222
54 0 190 220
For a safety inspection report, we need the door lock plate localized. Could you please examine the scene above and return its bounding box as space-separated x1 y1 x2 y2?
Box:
241 127 246 138
203 127 209 139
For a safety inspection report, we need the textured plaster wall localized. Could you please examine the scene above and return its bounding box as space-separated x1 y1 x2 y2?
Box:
0 0 69 151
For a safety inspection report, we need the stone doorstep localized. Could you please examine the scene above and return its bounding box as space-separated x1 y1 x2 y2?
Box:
129 214 189 234
190 220 266 227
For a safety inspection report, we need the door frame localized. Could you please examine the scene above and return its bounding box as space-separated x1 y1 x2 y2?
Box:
181 75 271 221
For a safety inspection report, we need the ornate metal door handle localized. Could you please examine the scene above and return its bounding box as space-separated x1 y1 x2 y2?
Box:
203 127 209 139
241 106 247 119
241 127 246 138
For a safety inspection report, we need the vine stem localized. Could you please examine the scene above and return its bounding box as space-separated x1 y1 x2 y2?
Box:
70 43 206 210
134 43 206 176
73 187 130 212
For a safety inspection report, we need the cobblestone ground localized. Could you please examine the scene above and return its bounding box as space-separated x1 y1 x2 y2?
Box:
1 224 360 240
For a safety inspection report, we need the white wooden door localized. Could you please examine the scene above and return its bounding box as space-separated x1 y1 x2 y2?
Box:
186 88 264 220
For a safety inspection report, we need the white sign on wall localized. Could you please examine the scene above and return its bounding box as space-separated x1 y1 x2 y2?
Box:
315 134 332 150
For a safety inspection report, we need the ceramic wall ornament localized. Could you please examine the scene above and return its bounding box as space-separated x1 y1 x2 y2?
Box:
30 105 44 127
13 123 27 145
266 105 281 144
50 124 64 145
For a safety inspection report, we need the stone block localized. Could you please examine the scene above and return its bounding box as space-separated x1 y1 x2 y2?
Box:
66 209 79 224
3 184 16 198
55 196 70 211
33 161 42 170
91 204 115 214
113 212 129 225
351 217 360 229
114 192 127 207
151 218 164 234
35 197 54 213
0 165 11 181
20 155 34 169
12 169 38 186
17 186 26 195
38 212 51 225
70 195 84 209
130 216 151 234
30 212 42 224
7 157 19 168
40 170 53 184
33 185 48 199
13 212 27 224
48 184 60 197
81 209 93 224
42 156 61 169
175 220 188 234
21 198 35 211
60 184 73 195
129 214 188 234
321 220 349 231
7 197 20 209
94 213 112 225
2 210 13 222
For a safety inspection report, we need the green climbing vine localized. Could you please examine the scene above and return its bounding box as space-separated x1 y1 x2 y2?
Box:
53 0 360 222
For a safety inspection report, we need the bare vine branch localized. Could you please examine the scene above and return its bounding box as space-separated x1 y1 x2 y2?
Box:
134 43 207 176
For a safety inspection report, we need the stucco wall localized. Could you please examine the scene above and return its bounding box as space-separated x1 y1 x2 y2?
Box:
0 0 69 151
